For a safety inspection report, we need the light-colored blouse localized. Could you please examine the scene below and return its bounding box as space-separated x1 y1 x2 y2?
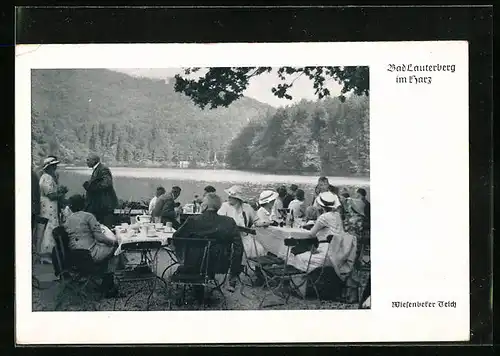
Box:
148 196 158 215
64 211 109 251
256 206 272 226
287 211 357 281
288 199 306 219
218 201 258 228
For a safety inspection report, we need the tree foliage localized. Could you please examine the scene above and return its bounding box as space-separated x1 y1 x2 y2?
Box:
226 95 370 176
174 66 369 109
31 69 274 167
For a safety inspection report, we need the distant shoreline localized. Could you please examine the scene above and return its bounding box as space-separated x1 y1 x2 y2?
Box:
61 164 370 179
60 166 370 187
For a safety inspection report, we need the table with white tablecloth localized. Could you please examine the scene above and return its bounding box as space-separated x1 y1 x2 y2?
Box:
113 228 174 256
254 226 312 259
113 228 180 281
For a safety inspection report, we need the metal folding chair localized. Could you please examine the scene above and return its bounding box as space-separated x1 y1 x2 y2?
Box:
258 235 334 308
166 237 234 310
238 227 285 296
114 240 165 311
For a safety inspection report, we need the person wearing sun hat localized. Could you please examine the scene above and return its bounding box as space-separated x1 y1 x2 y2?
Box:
218 185 261 232
255 190 280 227
218 185 265 291
37 156 65 264
285 190 358 298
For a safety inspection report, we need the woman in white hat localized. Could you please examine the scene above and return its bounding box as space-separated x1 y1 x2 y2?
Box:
286 191 358 298
37 156 64 264
255 190 279 227
218 185 266 258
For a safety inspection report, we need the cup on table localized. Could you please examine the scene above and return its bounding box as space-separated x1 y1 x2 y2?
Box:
130 216 137 225
166 222 173 232
155 223 163 231
140 225 149 237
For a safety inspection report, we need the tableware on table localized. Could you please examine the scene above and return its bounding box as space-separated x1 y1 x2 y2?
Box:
121 222 129 228
165 222 173 233
136 214 152 224
155 223 163 230
130 216 137 224
183 204 194 214
139 224 149 237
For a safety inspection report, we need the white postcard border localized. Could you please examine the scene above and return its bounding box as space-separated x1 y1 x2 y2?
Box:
16 42 469 344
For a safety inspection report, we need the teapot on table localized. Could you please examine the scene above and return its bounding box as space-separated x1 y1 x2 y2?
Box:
136 214 151 224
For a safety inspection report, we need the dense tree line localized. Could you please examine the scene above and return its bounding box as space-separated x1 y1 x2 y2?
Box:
31 69 274 167
226 95 369 176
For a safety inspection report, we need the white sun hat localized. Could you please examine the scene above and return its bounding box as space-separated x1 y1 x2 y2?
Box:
224 185 245 201
258 190 279 205
315 191 341 209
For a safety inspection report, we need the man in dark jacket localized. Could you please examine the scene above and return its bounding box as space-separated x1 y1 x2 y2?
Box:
172 193 244 293
83 154 118 228
152 186 181 229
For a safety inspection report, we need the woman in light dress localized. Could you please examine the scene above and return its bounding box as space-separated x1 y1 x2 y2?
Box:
218 185 266 259
37 157 65 264
286 191 358 297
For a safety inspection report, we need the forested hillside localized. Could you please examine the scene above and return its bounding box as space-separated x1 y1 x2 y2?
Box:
226 95 369 176
31 69 275 167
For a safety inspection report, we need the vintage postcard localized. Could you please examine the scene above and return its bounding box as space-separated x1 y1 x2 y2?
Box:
16 42 469 344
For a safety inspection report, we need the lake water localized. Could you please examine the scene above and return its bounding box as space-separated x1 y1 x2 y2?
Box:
59 167 370 206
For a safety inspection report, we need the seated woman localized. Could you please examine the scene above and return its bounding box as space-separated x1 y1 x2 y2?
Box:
63 194 121 297
286 191 358 298
255 190 280 227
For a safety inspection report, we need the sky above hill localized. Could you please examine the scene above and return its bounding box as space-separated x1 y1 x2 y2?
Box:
110 68 342 108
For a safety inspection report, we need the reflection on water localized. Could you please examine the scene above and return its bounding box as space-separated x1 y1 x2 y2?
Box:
59 167 369 206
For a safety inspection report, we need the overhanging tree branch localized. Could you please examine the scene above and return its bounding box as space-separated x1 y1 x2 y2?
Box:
174 66 369 109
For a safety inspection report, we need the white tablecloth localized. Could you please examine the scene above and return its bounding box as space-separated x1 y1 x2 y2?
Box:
114 228 175 256
254 226 312 259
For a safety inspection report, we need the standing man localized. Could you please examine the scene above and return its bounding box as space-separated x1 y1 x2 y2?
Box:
83 154 118 228
153 186 182 229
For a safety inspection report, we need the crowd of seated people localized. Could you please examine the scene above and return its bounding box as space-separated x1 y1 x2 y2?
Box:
32 166 369 304
169 178 370 296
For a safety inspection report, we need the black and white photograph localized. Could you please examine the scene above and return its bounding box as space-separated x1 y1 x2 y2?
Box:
16 41 471 344
30 66 371 312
